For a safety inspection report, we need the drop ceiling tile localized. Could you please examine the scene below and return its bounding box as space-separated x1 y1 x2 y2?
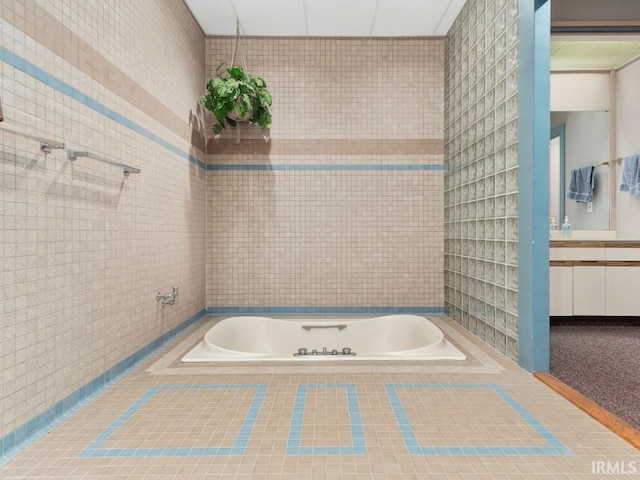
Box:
305 0 378 36
231 0 307 36
434 0 466 36
185 0 464 36
372 0 449 36
184 0 237 35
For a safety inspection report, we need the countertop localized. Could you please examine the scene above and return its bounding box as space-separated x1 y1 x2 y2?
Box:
550 239 640 247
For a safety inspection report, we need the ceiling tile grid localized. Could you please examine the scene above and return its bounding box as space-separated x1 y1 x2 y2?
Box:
185 0 467 37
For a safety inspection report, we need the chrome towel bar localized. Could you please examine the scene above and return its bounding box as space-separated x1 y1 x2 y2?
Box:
67 150 140 176
0 123 65 154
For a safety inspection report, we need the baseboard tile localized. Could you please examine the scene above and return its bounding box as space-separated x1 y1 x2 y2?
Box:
0 308 207 464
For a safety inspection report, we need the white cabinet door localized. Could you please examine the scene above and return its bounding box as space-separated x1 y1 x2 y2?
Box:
605 267 640 316
550 266 573 316
573 265 606 315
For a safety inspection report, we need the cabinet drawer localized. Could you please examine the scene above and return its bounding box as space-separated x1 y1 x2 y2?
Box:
606 248 640 261
549 248 605 261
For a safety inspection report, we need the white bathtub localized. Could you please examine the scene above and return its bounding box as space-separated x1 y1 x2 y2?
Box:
182 315 466 362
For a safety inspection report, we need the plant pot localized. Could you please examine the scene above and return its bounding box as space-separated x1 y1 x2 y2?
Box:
227 99 252 122
227 110 252 122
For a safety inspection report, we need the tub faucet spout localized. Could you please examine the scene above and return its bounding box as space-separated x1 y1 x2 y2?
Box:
156 286 179 306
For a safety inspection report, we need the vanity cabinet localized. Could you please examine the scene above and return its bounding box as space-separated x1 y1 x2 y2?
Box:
572 264 606 315
604 247 640 316
549 265 573 316
549 241 640 316
605 267 640 316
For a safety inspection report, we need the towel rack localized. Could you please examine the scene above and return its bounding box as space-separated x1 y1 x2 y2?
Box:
0 122 65 154
67 150 140 176
0 94 65 154
593 158 623 168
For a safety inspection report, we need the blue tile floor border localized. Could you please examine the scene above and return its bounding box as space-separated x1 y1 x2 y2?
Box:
206 306 445 316
384 383 572 456
287 384 367 455
0 309 207 464
78 384 268 458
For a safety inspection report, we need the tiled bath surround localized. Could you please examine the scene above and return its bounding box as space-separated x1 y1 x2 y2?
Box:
205 37 446 310
0 0 529 462
444 0 520 361
0 0 207 445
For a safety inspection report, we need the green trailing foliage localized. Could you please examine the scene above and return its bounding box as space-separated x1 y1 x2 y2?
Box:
201 66 273 135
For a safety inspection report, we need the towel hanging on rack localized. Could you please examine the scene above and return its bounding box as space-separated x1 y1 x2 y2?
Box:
567 166 595 203
620 154 640 196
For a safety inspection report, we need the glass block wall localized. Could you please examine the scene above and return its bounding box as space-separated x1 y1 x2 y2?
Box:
444 0 520 362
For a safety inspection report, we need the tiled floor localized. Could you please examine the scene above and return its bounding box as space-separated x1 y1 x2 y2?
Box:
1 316 639 479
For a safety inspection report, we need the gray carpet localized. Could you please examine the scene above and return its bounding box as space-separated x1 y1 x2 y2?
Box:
550 319 640 431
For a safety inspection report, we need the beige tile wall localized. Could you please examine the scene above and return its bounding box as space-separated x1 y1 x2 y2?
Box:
205 37 445 309
208 169 444 308
205 36 445 141
0 0 206 440
0 3 451 445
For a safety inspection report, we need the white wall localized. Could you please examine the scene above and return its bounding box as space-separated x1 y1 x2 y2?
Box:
550 73 609 112
616 59 640 236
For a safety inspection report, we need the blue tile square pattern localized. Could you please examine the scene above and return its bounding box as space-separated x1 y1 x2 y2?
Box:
385 383 571 456
287 384 367 455
78 385 267 458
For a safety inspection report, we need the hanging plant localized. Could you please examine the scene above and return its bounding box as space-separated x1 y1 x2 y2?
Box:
202 65 272 135
201 20 272 136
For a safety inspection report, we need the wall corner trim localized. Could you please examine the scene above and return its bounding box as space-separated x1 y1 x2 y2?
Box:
517 0 551 372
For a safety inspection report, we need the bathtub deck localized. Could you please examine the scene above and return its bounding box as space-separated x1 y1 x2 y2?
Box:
1 315 638 479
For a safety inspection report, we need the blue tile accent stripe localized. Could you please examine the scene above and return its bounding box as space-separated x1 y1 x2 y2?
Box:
0 46 207 170
384 383 571 456
0 47 444 174
0 309 207 464
78 385 268 458
287 384 367 455
207 164 445 171
206 306 445 316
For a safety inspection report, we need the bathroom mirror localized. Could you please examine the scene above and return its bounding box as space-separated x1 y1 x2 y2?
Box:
550 111 610 230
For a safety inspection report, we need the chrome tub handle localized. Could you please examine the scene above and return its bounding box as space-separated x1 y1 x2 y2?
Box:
301 324 347 331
